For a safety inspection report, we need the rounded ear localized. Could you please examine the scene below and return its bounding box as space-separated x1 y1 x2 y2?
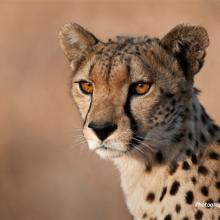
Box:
161 24 209 81
58 23 99 61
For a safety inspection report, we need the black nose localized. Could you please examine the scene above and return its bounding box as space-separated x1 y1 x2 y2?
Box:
88 121 118 141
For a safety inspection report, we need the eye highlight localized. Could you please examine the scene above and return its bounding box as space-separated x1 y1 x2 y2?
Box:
78 81 93 95
132 82 152 95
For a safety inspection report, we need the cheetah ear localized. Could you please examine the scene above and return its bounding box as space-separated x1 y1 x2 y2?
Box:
161 24 209 81
58 23 99 61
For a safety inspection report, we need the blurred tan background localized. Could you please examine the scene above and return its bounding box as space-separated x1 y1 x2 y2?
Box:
0 0 219 220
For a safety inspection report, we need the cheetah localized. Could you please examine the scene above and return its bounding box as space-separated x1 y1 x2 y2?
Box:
58 23 220 220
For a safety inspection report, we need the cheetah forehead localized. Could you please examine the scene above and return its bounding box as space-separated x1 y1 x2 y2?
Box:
72 38 185 95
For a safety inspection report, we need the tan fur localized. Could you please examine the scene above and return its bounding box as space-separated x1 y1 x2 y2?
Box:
59 23 220 220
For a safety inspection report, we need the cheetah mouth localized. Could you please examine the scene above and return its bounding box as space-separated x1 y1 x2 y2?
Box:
94 145 127 159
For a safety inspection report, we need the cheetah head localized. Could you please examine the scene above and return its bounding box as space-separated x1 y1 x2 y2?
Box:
59 23 209 160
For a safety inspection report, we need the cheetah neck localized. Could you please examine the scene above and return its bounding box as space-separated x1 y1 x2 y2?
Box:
113 92 220 218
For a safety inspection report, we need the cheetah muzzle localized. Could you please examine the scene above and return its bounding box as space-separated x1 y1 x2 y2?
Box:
59 23 220 220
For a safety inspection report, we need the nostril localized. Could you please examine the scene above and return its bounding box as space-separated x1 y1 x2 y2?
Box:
88 121 118 141
88 121 99 129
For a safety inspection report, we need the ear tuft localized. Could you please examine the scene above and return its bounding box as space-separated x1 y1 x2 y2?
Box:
58 23 98 61
161 24 209 81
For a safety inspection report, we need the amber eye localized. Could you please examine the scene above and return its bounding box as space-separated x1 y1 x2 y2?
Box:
79 81 93 95
133 82 151 95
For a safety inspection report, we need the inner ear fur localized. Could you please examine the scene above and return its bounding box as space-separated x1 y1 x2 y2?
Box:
161 24 209 81
58 23 99 61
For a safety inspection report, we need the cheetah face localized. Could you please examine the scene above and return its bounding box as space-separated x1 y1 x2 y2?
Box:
71 56 163 159
59 23 208 159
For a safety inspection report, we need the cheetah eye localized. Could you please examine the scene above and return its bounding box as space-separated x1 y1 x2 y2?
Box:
78 81 93 95
131 81 152 95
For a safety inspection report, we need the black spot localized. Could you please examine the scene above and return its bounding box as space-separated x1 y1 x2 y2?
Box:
155 151 164 163
215 181 220 189
165 107 170 112
171 99 176 106
170 181 180 195
188 132 193 140
175 204 181 213
159 187 167 202
186 149 192 156
155 122 159 127
179 112 185 119
148 119 153 124
142 213 147 218
145 164 152 172
208 125 216 136
164 214 172 220
195 210 203 220
194 115 198 121
173 133 184 142
185 107 190 114
165 112 170 118
160 88 164 94
191 154 198 164
170 107 175 114
209 151 220 160
200 132 207 143
135 45 139 51
201 113 207 124
185 191 194 204
200 186 209 196
198 166 208 175
182 161 190 170
168 162 179 175
213 124 220 131
146 192 155 202
135 51 141 56
182 217 189 220
205 199 214 208
191 176 197 185
165 93 174 98
214 170 219 178
157 110 162 115
195 140 199 148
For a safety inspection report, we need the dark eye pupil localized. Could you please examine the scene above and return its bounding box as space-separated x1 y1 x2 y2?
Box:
79 81 93 94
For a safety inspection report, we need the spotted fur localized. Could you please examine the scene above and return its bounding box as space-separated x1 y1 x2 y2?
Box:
59 23 220 220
